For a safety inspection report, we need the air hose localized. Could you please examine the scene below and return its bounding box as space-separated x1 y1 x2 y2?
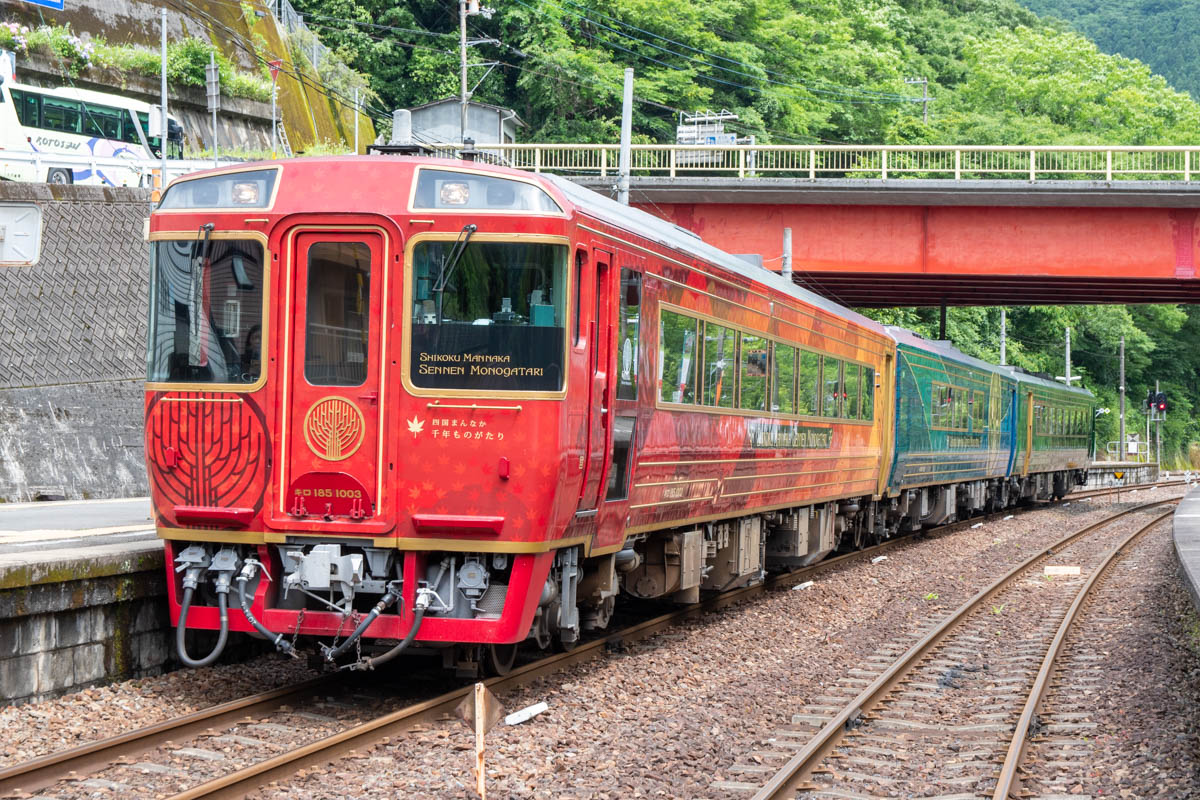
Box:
322 581 403 663
236 561 297 657
176 582 229 668
347 590 434 671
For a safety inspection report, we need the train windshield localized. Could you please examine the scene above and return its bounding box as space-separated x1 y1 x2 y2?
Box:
409 239 567 393
146 237 265 385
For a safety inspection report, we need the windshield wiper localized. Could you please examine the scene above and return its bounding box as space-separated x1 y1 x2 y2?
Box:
432 224 477 324
187 223 214 368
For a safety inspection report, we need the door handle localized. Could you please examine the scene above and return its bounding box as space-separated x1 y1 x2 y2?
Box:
358 392 378 405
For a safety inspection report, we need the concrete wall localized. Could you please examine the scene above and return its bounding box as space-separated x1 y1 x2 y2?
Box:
0 182 149 502
0 542 166 704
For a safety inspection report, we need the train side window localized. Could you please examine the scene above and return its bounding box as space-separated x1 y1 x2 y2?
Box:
861 367 875 421
844 364 861 419
616 269 641 400
956 388 969 430
971 390 985 431
797 351 820 415
605 416 636 501
658 309 696 404
739 333 768 412
573 252 584 346
703 322 736 409
933 384 949 427
772 343 797 415
304 241 371 387
821 357 841 418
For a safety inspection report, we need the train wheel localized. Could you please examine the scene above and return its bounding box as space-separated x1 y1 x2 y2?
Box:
485 643 518 676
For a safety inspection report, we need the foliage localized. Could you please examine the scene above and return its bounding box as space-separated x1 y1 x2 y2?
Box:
0 22 271 101
1019 0 1200 102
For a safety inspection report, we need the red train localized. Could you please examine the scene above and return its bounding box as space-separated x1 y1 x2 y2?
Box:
147 156 1080 674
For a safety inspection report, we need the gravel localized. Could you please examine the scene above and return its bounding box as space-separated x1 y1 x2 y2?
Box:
1 488 1192 800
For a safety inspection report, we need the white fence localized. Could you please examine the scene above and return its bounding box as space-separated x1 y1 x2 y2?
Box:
9 144 1200 189
469 144 1200 182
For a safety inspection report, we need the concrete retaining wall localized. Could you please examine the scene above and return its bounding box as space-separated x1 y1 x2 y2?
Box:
0 542 166 704
0 182 150 502
1083 461 1159 489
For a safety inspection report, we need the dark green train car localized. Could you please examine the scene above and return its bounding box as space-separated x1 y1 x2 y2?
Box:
1011 369 1094 497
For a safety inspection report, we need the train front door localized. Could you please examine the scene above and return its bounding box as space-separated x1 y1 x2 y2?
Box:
577 248 615 511
278 228 390 530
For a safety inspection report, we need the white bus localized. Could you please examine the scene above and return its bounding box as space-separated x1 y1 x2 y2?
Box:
0 61 184 186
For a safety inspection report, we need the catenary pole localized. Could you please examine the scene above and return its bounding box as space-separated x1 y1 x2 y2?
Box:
1064 327 1071 386
160 8 168 188
999 309 1006 366
617 68 633 205
354 87 359 154
1119 336 1126 460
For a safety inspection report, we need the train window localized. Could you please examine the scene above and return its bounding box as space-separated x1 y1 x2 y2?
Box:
413 169 562 213
304 242 371 387
659 310 697 404
844 364 860 419
956 389 970 430
861 368 875 421
739 333 768 412
972 391 986 431
573 253 583 346
147 238 265 385
772 344 796 415
821 357 841 418
797 351 820 415
409 240 567 392
616 269 642 401
932 384 949 428
702 322 736 409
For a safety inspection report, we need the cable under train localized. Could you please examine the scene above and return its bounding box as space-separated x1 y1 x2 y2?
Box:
145 156 1095 674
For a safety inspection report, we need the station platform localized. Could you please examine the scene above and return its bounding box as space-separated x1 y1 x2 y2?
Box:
0 497 166 705
1174 488 1200 614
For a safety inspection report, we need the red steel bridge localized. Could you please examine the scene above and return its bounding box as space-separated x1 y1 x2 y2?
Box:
477 143 1200 307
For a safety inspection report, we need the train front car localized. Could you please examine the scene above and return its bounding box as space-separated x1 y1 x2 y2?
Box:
147 158 582 674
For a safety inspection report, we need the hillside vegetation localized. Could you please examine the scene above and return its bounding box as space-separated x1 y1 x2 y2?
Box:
300 0 1200 465
1018 0 1200 103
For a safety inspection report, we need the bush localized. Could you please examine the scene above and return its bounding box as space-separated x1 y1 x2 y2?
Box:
1 20 271 101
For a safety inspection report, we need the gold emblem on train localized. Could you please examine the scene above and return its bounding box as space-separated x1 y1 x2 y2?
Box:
303 397 365 461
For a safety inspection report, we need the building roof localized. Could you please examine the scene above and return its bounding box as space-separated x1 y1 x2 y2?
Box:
407 97 526 128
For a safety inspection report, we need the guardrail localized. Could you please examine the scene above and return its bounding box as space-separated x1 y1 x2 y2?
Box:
463 143 1200 182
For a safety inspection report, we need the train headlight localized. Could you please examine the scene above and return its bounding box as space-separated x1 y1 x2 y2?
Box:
232 181 261 205
439 181 470 205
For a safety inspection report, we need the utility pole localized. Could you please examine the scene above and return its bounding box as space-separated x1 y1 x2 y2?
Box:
617 68 633 205
905 76 930 124
1118 336 1125 461
354 87 359 154
206 52 220 168
1064 327 1071 387
459 0 468 144
999 309 1006 366
160 8 168 188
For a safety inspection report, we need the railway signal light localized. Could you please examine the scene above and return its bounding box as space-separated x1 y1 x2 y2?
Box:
1156 392 1167 413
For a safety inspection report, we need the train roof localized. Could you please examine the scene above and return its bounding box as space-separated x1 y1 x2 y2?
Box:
887 325 1093 398
542 173 888 336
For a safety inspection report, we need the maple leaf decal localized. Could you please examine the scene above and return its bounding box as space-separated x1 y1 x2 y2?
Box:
406 415 425 436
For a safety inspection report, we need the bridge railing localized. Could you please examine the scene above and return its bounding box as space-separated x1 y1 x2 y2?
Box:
470 144 1200 181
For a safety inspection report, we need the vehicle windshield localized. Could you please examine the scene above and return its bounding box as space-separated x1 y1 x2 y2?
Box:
409 240 567 393
146 238 265 385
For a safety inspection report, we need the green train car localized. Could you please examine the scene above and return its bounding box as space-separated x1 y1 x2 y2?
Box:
882 328 1094 531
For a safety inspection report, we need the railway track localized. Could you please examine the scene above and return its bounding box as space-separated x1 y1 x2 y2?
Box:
741 498 1177 799
0 483 1180 799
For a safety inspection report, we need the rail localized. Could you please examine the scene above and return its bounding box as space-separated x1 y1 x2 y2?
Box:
467 143 1200 182
750 498 1178 799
